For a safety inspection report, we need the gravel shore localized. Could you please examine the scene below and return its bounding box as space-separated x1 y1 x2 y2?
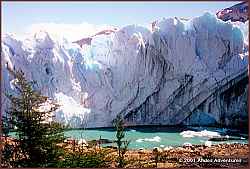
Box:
123 143 249 168
2 136 248 168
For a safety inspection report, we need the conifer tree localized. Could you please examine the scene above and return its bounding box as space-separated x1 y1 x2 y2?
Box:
113 113 130 168
4 69 66 167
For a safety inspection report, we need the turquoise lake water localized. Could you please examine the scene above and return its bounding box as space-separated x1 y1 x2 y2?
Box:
64 126 248 149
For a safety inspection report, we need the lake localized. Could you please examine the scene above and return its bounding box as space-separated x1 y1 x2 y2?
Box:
64 126 248 149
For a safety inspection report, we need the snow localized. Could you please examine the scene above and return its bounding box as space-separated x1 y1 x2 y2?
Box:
1 12 248 128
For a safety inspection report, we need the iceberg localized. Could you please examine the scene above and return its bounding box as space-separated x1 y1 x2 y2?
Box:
180 130 221 138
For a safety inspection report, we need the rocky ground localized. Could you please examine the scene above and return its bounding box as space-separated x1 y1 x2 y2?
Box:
1 136 248 168
123 143 249 168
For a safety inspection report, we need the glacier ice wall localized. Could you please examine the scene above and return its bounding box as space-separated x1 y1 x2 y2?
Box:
1 13 248 128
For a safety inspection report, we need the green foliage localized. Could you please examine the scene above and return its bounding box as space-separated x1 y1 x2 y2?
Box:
58 141 114 168
2 69 66 167
113 113 130 168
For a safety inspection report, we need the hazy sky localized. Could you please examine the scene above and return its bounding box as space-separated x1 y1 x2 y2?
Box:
2 1 241 40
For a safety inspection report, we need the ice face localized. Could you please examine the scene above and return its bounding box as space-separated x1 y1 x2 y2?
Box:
54 92 91 128
1 13 248 128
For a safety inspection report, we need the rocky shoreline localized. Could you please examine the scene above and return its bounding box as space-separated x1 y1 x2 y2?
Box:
123 143 249 168
86 139 249 168
2 136 248 168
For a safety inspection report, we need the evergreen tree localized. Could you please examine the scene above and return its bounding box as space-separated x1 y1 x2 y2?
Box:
4 69 66 167
113 113 130 168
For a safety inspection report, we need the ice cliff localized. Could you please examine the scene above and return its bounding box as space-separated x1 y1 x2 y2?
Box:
1 13 248 128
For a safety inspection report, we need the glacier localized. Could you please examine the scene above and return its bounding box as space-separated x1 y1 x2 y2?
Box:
1 12 248 128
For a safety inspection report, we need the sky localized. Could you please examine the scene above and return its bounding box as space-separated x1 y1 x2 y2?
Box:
2 1 242 41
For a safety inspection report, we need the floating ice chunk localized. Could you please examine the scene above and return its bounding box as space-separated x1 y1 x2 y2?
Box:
182 134 194 138
180 130 221 138
199 130 221 138
181 132 195 138
136 139 143 143
145 136 161 142
180 130 197 137
135 136 161 143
